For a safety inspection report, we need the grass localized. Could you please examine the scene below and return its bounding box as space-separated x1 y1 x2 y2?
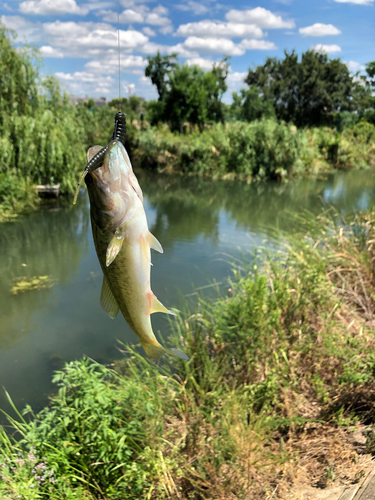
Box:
2 207 375 498
133 120 375 181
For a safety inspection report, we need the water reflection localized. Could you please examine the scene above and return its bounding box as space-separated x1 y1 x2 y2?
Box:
0 198 89 348
0 167 375 418
139 169 375 237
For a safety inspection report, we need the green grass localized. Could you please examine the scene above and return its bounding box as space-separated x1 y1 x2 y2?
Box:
2 207 375 498
133 120 375 181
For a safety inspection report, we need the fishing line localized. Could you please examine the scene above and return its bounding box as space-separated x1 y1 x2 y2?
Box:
117 0 121 110
73 0 126 205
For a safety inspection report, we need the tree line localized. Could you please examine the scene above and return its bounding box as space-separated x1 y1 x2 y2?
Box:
145 50 375 130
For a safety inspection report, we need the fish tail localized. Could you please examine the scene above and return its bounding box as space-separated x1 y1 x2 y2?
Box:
141 342 189 361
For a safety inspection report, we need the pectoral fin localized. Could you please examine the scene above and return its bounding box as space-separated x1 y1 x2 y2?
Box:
148 232 163 253
106 229 124 267
147 291 176 316
100 276 119 319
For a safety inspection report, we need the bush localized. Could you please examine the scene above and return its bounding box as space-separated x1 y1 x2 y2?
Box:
19 359 166 499
135 120 318 180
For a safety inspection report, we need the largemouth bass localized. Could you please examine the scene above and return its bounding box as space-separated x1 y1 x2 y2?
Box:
83 139 188 361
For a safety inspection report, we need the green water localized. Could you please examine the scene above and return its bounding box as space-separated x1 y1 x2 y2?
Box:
0 169 374 417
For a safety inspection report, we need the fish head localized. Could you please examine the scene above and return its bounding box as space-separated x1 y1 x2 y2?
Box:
85 140 143 231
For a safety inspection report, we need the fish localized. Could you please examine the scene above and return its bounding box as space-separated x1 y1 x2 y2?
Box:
83 139 188 361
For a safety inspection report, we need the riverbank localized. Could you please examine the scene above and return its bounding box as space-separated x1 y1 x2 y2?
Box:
133 119 375 180
1 207 375 499
2 118 374 223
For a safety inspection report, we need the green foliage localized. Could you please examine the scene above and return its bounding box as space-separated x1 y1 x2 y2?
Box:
145 54 230 130
0 25 40 117
163 64 209 131
0 23 88 219
134 120 375 180
231 86 276 122
108 96 146 121
244 50 359 127
145 51 178 101
17 359 169 499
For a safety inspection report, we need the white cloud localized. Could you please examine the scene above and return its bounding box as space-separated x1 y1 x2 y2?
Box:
145 12 171 26
56 70 114 94
153 4 168 15
176 21 264 39
135 75 158 99
40 45 64 57
185 57 214 70
119 1 149 15
43 20 92 37
101 9 144 23
227 71 247 85
159 25 173 34
238 39 277 50
0 14 43 42
176 2 209 15
299 23 341 36
139 40 199 58
226 7 295 29
42 22 149 57
1 14 30 30
334 0 373 4
313 44 341 54
20 0 89 16
142 26 156 36
182 36 245 56
223 71 248 103
346 60 366 72
85 55 147 74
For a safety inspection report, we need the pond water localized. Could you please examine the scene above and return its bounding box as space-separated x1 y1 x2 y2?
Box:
0 168 375 419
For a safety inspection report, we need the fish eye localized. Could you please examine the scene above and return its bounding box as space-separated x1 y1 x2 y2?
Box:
84 173 93 187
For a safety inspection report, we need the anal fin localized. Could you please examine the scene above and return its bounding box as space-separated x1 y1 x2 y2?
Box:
148 232 163 253
100 276 119 319
147 291 176 316
106 229 124 267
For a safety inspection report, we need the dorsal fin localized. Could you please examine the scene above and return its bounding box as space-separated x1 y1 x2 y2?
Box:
100 275 119 319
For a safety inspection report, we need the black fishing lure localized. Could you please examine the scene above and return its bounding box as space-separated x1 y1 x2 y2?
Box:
73 111 126 204
85 111 127 173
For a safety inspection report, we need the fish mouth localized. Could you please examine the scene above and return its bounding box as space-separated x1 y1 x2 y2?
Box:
84 172 94 187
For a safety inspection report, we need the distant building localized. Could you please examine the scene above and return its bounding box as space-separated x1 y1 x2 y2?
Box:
69 95 108 107
70 95 88 105
94 97 108 107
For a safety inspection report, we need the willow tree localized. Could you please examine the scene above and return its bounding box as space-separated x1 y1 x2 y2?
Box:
0 23 85 206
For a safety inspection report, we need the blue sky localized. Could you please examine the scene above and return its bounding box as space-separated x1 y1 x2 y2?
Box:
1 0 374 101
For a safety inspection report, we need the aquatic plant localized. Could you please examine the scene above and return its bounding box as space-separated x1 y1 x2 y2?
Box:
10 275 57 295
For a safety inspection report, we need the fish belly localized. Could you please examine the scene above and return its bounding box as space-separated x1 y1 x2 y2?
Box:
91 216 158 346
